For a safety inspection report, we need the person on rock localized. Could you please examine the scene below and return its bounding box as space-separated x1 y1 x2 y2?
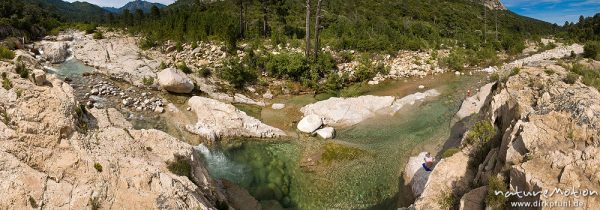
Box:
422 152 435 171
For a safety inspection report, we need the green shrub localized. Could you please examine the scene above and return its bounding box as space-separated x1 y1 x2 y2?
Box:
442 148 460 158
564 72 578 84
339 83 366 97
486 176 508 208
353 55 388 82
175 42 183 52
28 196 38 208
89 197 101 210
465 121 496 145
92 31 103 40
177 62 192 74
0 47 15 60
570 63 600 89
442 48 467 71
510 67 520 76
167 156 191 177
219 58 258 89
265 52 308 81
159 61 167 70
94 163 103 172
438 190 457 209
583 41 600 60
2 74 12 90
15 62 29 78
139 37 156 50
490 72 500 82
199 68 212 78
544 69 555 75
142 76 154 86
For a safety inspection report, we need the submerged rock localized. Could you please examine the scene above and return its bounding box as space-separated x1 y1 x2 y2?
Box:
157 68 194 93
186 96 285 141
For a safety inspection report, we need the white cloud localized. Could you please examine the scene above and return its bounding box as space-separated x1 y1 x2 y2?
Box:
66 0 176 8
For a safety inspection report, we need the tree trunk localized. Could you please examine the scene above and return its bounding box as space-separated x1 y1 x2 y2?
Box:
313 0 323 61
483 0 487 44
239 0 245 38
305 0 311 59
262 0 268 37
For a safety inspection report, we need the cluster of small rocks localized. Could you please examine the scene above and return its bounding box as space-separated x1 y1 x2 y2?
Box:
161 41 228 70
85 80 166 113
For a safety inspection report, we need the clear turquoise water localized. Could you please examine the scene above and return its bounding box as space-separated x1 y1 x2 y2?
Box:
49 58 93 78
199 73 486 210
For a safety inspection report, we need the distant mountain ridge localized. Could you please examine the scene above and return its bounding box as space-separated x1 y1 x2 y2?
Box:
23 0 107 22
104 0 166 13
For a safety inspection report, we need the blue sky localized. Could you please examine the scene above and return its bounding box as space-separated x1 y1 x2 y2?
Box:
67 0 175 8
501 0 600 24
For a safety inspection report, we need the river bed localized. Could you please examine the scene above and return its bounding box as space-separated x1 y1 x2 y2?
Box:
53 59 487 209
199 73 487 210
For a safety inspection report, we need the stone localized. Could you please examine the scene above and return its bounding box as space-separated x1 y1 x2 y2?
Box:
41 41 70 64
271 103 285 110
459 186 487 210
300 90 440 127
315 127 335 139
186 96 286 140
262 90 274 99
454 82 495 121
418 85 425 89
297 114 323 133
157 68 195 93
154 107 164 113
404 152 431 197
32 69 46 86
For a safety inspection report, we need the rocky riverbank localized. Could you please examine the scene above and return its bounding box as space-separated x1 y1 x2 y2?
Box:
403 51 600 209
0 58 232 209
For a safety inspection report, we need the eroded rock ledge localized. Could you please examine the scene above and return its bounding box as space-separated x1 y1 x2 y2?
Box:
404 63 600 209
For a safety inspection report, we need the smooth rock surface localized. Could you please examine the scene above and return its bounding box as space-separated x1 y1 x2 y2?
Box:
315 127 335 139
186 96 285 141
158 68 194 93
271 103 285 110
300 90 440 127
297 114 323 133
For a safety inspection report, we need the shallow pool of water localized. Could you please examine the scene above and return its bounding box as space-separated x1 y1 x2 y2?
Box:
199 73 487 210
47 58 93 78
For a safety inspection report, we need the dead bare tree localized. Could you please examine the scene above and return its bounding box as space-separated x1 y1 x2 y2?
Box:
239 0 245 38
483 0 487 44
305 0 311 58
313 0 324 60
261 0 269 37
